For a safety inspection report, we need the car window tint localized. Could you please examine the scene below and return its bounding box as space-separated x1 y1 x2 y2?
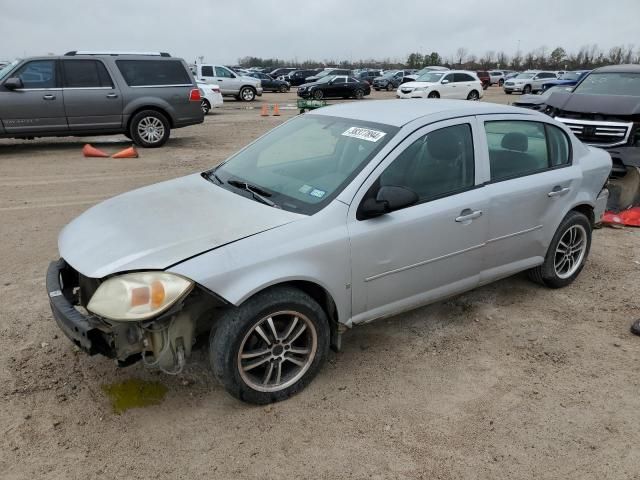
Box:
63 60 113 88
379 124 475 203
546 124 571 166
485 121 550 181
201 65 214 77
215 66 234 78
13 60 56 88
116 60 190 86
454 73 474 82
443 73 455 82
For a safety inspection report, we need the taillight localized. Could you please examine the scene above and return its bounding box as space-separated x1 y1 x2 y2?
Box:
189 88 201 102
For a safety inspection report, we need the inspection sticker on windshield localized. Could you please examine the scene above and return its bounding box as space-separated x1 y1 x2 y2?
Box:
342 127 386 142
310 189 326 198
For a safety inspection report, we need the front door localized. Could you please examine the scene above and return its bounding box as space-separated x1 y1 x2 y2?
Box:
215 66 240 95
478 116 579 282
348 117 489 324
439 73 456 98
0 59 67 134
61 59 122 130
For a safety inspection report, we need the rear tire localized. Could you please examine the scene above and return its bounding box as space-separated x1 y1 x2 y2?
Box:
279 84 288 93
210 286 330 404
467 90 480 101
129 110 170 148
201 99 211 115
498 79 504 87
239 87 256 102
354 89 364 99
528 211 592 289
505 91 512 95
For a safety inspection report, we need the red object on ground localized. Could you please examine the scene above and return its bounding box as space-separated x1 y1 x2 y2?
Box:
602 207 640 227
111 146 139 159
82 144 109 158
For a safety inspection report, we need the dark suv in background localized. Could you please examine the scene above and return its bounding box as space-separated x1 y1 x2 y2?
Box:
0 51 204 147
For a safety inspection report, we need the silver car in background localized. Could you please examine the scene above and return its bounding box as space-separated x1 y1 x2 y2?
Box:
47 100 611 404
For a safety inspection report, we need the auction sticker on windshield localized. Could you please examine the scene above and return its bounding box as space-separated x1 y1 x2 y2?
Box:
342 127 387 142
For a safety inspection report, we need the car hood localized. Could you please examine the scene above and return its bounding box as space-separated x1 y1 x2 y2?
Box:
373 76 392 82
513 94 546 105
546 92 640 116
400 81 439 88
59 174 302 278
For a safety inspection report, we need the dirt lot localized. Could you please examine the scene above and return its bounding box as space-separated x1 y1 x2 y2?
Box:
1 88 639 480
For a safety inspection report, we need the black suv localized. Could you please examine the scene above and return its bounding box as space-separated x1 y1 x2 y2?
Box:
547 65 640 208
0 51 204 147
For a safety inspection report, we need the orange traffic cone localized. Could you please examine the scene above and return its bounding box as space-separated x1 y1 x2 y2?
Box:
260 104 269 116
111 146 139 159
82 144 109 158
272 104 281 116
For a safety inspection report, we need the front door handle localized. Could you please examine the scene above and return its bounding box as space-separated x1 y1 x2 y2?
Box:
43 94 56 100
106 93 118 99
548 186 570 197
455 209 483 223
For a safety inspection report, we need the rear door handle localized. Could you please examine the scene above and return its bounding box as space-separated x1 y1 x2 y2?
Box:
43 94 56 100
548 187 570 197
455 209 483 223
106 93 118 99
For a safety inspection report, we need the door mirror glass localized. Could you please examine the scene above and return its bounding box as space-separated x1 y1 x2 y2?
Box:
360 186 419 219
4 77 23 90
441 79 449 84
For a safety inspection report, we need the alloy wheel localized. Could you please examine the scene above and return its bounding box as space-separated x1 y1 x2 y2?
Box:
137 116 165 144
554 225 587 279
238 311 318 392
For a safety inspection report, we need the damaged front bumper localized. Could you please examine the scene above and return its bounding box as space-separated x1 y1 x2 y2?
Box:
46 259 225 370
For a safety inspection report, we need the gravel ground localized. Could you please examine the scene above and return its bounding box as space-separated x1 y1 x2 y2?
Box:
1 88 639 480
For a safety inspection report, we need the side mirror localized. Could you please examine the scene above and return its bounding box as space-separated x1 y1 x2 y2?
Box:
4 77 23 90
359 186 419 219
441 79 450 84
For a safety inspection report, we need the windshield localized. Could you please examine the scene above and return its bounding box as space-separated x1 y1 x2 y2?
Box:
572 72 640 96
316 75 335 84
382 71 398 78
208 115 398 215
0 60 18 81
315 70 331 78
516 73 535 79
416 72 445 83
539 86 571 99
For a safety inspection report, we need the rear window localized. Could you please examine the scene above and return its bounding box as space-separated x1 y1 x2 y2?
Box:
116 60 191 87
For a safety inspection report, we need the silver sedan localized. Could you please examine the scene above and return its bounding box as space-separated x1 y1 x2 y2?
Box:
47 100 611 404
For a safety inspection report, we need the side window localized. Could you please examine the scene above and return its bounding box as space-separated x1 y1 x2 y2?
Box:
63 60 113 88
200 65 214 77
485 121 551 181
394 72 403 78
379 124 475 203
116 60 190 86
12 60 57 88
347 77 357 83
546 124 571 166
443 73 455 83
454 73 474 82
215 66 234 78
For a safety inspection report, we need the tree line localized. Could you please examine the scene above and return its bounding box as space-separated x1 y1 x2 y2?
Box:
237 44 638 71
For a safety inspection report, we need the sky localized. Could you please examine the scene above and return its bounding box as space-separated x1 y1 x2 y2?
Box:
1 0 638 64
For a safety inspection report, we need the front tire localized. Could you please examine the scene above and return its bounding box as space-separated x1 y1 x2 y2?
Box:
239 86 256 102
427 91 440 99
129 110 170 148
210 286 330 404
312 89 324 100
386 83 394 91
528 211 592 288
523 85 532 95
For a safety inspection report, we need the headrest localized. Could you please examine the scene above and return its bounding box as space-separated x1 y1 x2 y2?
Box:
427 129 461 160
501 132 528 152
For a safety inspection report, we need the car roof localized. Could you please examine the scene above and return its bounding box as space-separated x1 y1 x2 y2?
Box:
593 64 640 73
309 99 531 127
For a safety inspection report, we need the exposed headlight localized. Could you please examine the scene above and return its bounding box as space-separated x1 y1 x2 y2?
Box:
87 272 194 321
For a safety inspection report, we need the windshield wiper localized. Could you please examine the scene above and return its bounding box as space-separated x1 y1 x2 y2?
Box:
227 179 280 208
202 170 223 184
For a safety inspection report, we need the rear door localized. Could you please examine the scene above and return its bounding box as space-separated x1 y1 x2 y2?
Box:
453 72 475 99
61 59 122 130
478 116 579 282
0 59 67 134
